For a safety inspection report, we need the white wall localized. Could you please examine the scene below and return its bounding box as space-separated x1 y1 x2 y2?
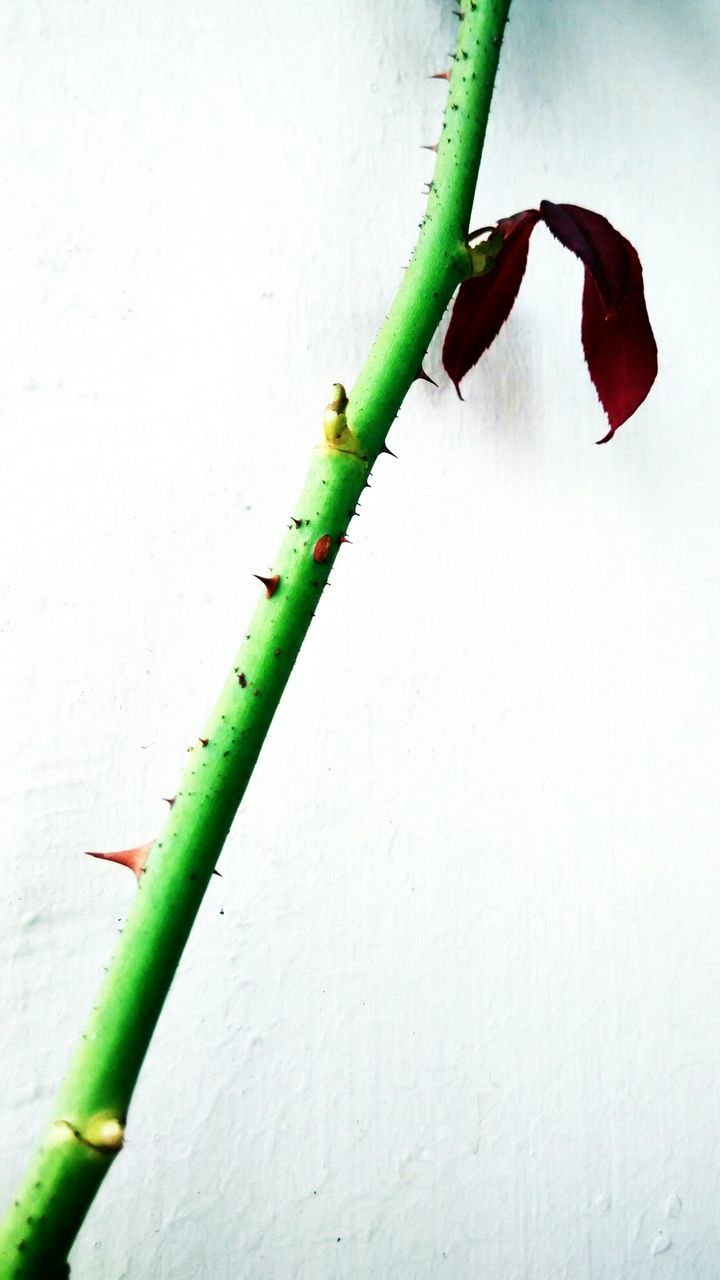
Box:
2 1 719 1275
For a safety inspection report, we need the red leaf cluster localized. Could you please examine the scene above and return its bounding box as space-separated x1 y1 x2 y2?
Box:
442 201 657 441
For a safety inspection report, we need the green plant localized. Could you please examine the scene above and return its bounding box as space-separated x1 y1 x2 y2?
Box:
0 2 656 1274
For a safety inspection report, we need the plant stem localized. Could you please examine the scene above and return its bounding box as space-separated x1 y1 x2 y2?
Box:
0 2 512 1272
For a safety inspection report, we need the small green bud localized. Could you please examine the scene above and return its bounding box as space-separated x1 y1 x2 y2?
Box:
323 383 349 444
469 233 503 277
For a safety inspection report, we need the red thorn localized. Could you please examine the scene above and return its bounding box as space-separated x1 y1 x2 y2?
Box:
254 573 280 598
421 143 439 154
415 366 438 387
596 426 615 445
85 841 154 882
162 796 176 808
338 534 352 545
430 70 451 81
313 534 332 563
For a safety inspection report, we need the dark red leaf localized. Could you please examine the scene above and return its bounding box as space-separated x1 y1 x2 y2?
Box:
539 201 630 313
581 240 658 442
539 201 657 439
442 209 540 397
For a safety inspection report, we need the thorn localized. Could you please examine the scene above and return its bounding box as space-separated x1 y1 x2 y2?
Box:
199 737 209 747
162 796 176 808
237 672 247 687
430 70 451 82
415 366 438 387
253 573 280 598
421 143 439 154
338 534 352 545
596 426 615 445
422 182 433 194
379 444 397 458
452 8 463 16
453 379 464 402
212 869 222 877
313 534 332 564
289 516 302 529
85 841 153 882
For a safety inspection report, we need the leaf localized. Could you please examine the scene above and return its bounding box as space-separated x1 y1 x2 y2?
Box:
539 201 657 440
581 240 658 442
442 209 540 397
539 201 630 313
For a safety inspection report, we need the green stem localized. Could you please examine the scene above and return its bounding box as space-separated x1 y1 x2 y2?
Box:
0 3 512 1273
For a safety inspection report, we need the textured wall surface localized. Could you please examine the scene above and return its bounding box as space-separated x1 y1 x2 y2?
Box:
1 1 719 1276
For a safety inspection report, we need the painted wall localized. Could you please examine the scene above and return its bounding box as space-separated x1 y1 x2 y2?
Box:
2 1 719 1275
